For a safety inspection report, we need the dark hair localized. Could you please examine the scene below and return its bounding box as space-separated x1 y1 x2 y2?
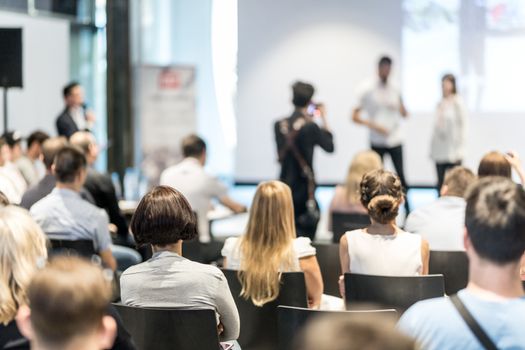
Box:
443 166 476 198
378 56 392 67
182 134 206 158
1 131 22 148
130 186 197 246
292 81 315 108
53 145 87 183
442 73 457 95
42 137 68 170
27 130 50 149
63 81 80 98
465 177 525 264
478 151 511 178
360 170 404 224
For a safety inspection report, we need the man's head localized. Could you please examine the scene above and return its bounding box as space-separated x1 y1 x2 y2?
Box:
53 145 88 190
465 177 525 266
42 137 68 172
182 134 207 165
26 131 50 161
70 131 99 165
1 131 23 161
63 82 84 108
378 56 392 83
441 166 476 198
16 256 116 350
292 81 315 108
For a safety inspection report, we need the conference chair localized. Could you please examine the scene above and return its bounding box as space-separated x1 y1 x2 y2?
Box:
277 305 397 350
429 250 469 295
331 212 370 243
113 304 221 350
222 269 308 350
312 243 341 296
344 273 445 312
49 239 96 258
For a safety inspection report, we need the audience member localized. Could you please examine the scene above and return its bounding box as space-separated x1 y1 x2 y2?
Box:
222 181 323 308
30 146 140 272
478 150 525 184
15 256 116 350
56 82 95 138
339 170 429 295
0 142 21 204
405 166 476 251
159 134 246 242
328 150 382 230
294 314 415 350
275 81 334 240
0 132 28 200
70 131 130 244
120 186 240 342
399 177 525 349
16 131 49 186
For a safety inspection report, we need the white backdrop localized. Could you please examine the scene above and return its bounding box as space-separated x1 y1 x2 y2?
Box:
0 11 69 137
235 0 525 185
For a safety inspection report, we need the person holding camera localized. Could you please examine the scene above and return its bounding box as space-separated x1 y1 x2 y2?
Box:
274 81 334 240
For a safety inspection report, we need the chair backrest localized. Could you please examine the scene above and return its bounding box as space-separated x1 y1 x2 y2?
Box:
113 304 220 350
331 212 370 243
277 305 397 350
344 273 445 312
429 250 469 295
49 239 96 258
222 269 307 350
312 243 341 297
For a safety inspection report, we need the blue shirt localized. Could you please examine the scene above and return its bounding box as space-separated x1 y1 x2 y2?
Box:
30 187 112 252
398 289 525 350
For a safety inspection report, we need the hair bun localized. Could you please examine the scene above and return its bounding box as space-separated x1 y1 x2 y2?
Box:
367 195 399 224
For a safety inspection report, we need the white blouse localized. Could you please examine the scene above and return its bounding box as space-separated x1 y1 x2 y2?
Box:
345 229 423 276
221 236 316 271
430 95 467 163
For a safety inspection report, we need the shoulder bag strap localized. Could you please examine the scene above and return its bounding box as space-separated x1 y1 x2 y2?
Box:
450 294 499 350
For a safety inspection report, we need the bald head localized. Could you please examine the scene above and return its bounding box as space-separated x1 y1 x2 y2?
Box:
70 131 98 165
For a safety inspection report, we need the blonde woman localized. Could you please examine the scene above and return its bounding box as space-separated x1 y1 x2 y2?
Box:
329 151 382 223
0 206 47 348
222 181 323 308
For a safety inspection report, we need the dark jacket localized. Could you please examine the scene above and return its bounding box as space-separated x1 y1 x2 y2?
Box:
56 107 80 138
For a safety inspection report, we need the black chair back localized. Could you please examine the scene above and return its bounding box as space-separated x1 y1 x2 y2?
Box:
49 239 96 258
113 304 220 350
277 305 397 350
429 250 469 295
331 212 370 243
222 269 307 350
344 273 445 312
312 243 341 296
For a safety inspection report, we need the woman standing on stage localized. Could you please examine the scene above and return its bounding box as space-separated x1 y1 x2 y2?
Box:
430 74 467 191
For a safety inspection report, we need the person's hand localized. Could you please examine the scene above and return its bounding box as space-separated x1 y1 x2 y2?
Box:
85 110 96 123
505 150 522 171
217 322 224 335
338 275 345 298
316 103 326 118
373 124 389 136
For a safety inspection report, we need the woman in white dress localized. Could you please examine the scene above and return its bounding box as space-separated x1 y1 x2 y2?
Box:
339 170 429 295
222 180 323 308
430 74 467 191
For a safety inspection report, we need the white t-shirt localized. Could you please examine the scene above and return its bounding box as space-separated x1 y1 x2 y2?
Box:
345 229 422 276
404 196 466 251
159 157 228 242
358 80 404 147
221 236 316 271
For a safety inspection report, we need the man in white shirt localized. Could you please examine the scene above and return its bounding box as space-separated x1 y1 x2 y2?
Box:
352 56 409 210
160 134 246 242
405 166 475 251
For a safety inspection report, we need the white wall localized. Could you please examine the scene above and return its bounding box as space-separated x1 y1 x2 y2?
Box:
0 11 69 137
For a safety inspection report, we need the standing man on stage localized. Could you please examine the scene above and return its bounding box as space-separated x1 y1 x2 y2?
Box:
352 56 409 210
275 81 334 240
56 82 95 138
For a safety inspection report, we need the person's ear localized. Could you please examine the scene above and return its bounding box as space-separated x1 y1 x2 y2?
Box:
51 164 56 175
440 185 448 196
463 227 471 253
97 315 117 350
15 305 35 341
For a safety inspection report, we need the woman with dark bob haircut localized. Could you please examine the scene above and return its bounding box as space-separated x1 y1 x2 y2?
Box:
120 186 240 342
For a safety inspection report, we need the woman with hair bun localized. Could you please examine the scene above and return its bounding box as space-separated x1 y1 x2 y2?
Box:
339 170 429 283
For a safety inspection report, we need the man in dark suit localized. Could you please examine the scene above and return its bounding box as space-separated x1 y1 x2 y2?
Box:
274 81 334 240
56 82 95 138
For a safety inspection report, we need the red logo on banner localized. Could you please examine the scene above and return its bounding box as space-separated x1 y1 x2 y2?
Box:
158 69 181 90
